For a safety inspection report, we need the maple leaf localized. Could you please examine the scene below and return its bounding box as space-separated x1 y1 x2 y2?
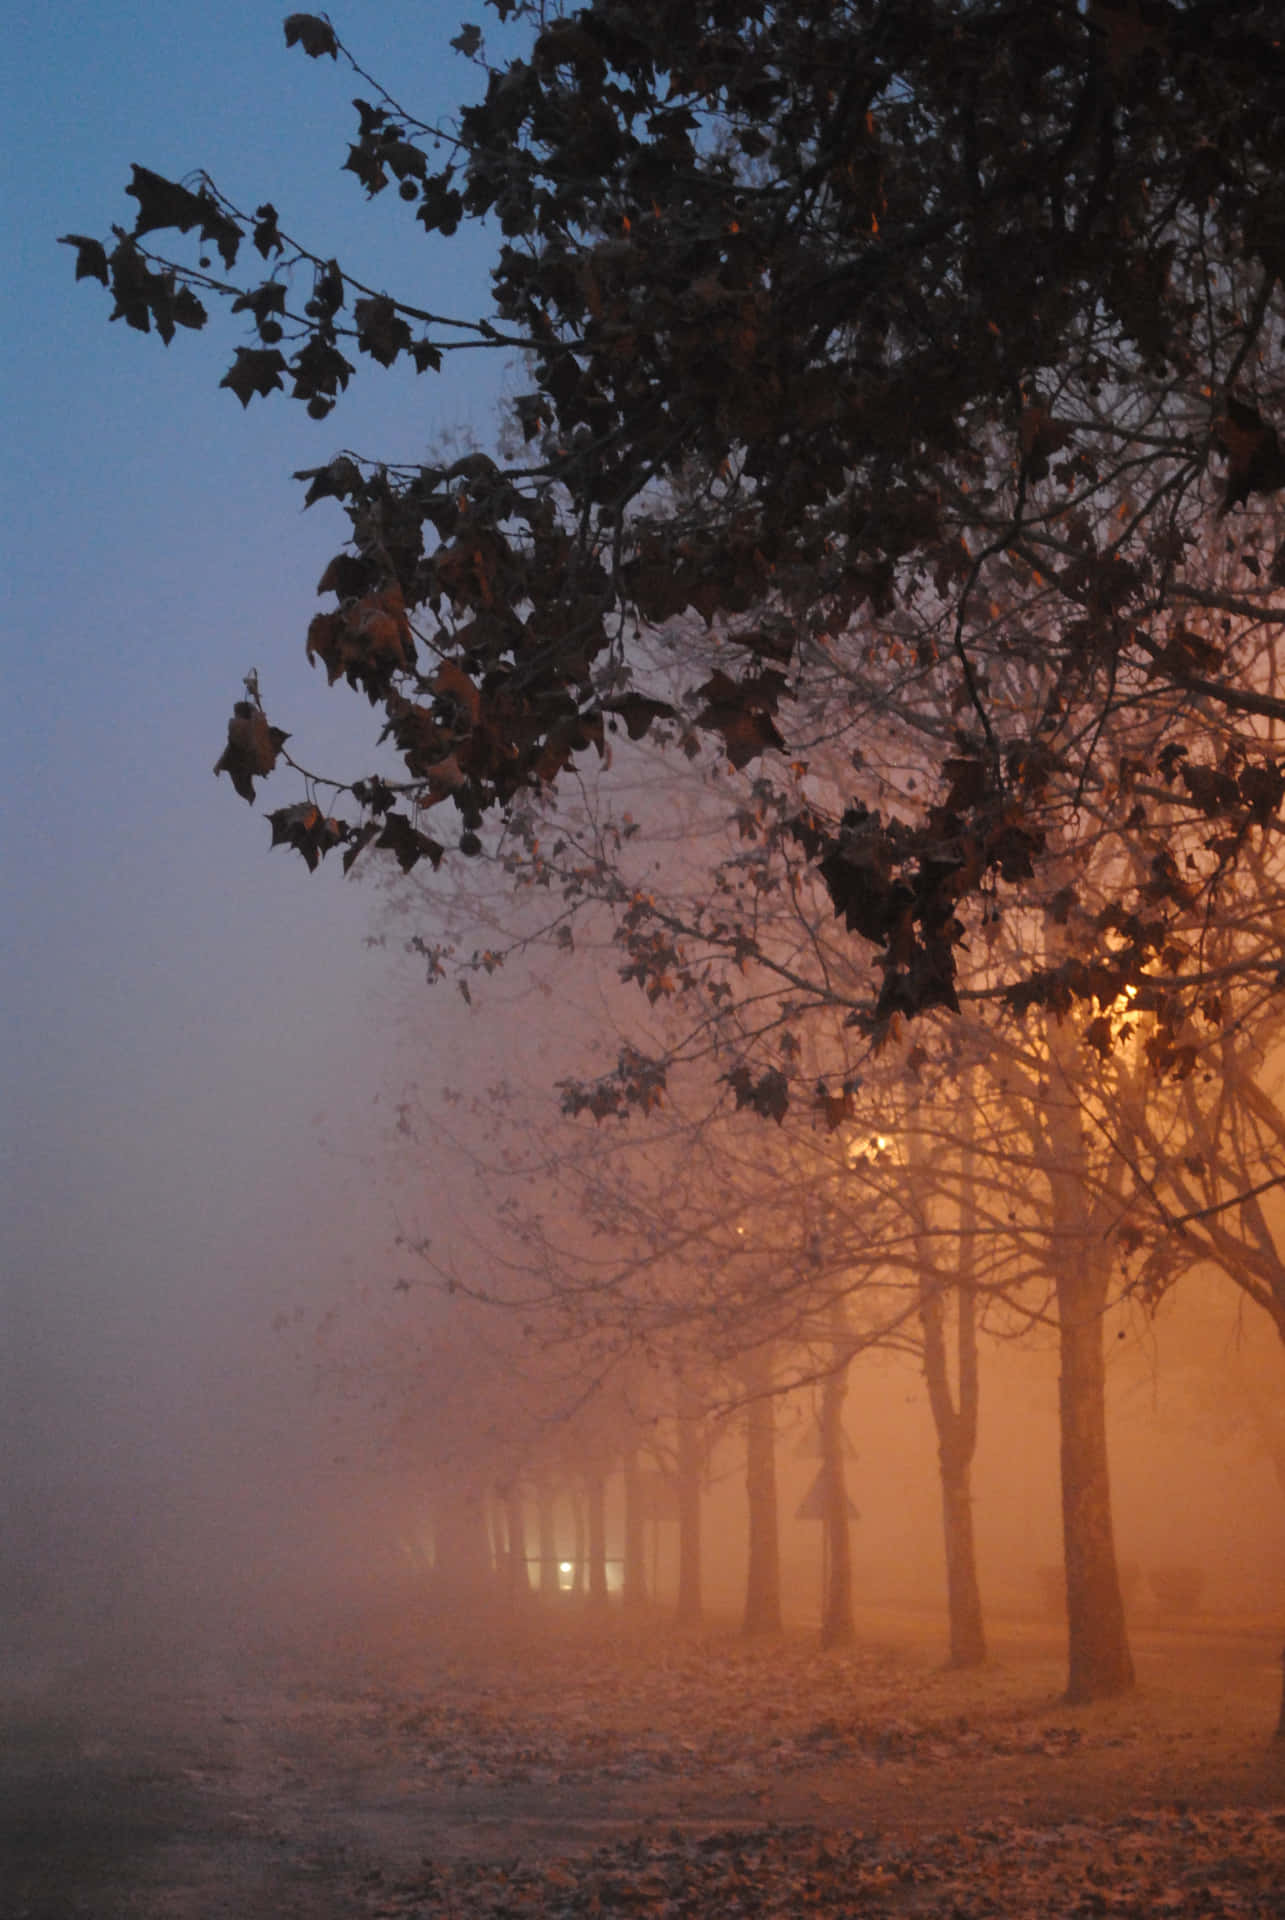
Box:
985 815 1044 884
315 551 375 600
1180 761 1239 816
354 293 413 365
220 347 287 407
818 829 906 944
559 1046 667 1120
1213 396 1285 513
99 237 204 339
283 13 338 58
726 1065 790 1124
268 801 344 871
1142 848 1197 907
1084 1014 1116 1060
432 659 483 724
1237 762 1285 824
876 936 961 1023
307 586 412 691
1151 626 1223 678
376 812 444 873
125 165 240 267
213 701 289 801
168 284 207 335
252 203 283 258
295 455 363 509
735 618 796 664
231 281 287 332
288 334 354 414
346 152 386 198
601 692 675 740
416 170 465 238
341 819 380 873
814 1083 856 1132
93 237 207 343
58 234 109 285
942 751 992 812
103 237 155 332
310 259 345 320
1155 742 1188 783
1018 402 1074 480
695 670 787 770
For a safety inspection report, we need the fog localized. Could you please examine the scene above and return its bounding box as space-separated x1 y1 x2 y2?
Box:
3 0 507 1682
5 0 1281 1700
9 1102 1281 1678
6 6 1285 1913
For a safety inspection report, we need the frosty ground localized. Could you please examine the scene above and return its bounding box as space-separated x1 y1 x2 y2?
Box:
4 1597 1283 1919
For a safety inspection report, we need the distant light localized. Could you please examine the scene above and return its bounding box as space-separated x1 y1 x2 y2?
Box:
559 1561 573 1574
847 1132 893 1167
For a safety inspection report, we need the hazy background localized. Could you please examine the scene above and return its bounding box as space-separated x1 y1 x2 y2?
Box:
2 0 516 1649
4 3 1282 1665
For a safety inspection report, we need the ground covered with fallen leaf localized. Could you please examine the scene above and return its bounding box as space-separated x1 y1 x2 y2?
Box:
4 1595 1283 1917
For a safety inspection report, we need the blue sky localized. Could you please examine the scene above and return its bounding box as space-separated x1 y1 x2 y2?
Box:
2 3 521 1553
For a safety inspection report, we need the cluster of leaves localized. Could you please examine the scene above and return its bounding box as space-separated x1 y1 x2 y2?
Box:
380 1811 1285 1920
558 1043 667 1120
63 2 1285 1034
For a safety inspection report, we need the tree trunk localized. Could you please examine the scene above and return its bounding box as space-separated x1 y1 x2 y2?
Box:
569 1486 585 1598
502 1485 530 1603
536 1483 560 1599
1043 1012 1134 1703
622 1448 648 1612
819 1306 856 1648
937 1433 986 1667
432 1487 492 1597
1057 1256 1134 1701
675 1389 704 1628
586 1468 609 1610
921 1342 987 1669
742 1348 783 1636
487 1494 506 1579
911 1108 987 1669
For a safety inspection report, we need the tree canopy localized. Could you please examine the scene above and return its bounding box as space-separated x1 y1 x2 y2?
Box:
63 0 1285 1034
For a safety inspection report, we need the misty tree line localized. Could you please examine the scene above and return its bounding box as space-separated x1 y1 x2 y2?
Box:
62 2 1285 1704
363 699 1285 1706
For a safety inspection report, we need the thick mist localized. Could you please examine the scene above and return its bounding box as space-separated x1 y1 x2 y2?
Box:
7 7 1285 1915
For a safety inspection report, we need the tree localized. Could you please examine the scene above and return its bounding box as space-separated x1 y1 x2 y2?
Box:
62 2 1285 1035
672 1372 708 1628
1039 1009 1136 1699
905 1095 987 1670
80 0 1285 1694
1116 1005 1285 1344
816 1296 859 1650
737 1335 783 1635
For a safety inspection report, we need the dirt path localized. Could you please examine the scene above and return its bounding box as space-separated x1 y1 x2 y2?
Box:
4 1606 1283 1917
